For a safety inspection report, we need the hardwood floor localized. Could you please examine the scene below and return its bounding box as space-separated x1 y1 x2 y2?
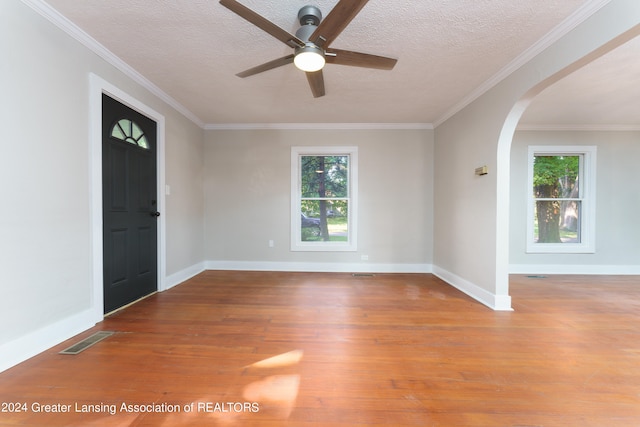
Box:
1 271 639 426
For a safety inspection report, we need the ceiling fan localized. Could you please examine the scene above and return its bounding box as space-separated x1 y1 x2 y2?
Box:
219 0 398 98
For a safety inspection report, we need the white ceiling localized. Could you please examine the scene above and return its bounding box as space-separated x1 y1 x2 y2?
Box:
38 0 639 128
520 35 640 129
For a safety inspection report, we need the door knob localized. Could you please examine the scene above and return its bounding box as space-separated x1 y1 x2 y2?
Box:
150 211 160 217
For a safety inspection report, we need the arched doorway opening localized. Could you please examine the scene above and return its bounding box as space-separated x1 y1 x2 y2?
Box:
497 28 640 300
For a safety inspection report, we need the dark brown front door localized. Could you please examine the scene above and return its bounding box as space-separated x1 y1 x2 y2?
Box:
102 94 158 314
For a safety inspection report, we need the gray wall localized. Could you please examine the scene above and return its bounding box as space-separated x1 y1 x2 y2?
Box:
510 130 640 272
204 128 434 270
0 0 205 369
165 118 205 276
433 0 640 309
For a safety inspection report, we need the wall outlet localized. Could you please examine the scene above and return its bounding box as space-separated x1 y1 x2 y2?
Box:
268 240 275 248
361 255 369 261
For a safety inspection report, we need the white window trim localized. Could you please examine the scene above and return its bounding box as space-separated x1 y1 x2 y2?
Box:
526 145 596 254
291 146 358 252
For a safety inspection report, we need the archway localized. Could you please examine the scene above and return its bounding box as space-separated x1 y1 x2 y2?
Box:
496 27 640 301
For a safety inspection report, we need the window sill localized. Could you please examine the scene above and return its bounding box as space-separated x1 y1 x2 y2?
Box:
526 243 595 254
290 242 357 252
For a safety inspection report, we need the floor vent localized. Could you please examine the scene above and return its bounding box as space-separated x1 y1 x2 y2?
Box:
59 331 115 355
526 275 548 279
352 273 375 277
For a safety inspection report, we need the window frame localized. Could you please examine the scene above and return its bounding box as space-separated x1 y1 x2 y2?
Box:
291 146 358 252
526 145 596 254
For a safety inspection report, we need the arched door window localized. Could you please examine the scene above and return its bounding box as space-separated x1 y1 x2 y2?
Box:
110 118 150 149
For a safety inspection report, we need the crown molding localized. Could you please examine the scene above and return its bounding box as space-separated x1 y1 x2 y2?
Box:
204 122 434 131
432 0 612 128
516 123 640 131
22 0 611 132
20 0 206 128
19 0 431 132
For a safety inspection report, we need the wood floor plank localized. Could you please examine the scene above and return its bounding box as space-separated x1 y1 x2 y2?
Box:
0 272 639 426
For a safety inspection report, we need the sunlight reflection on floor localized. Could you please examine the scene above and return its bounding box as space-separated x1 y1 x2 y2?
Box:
157 349 304 425
74 350 304 427
242 349 303 419
243 374 301 418
247 349 304 369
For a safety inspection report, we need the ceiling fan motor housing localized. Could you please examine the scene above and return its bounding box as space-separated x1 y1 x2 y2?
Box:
293 5 325 72
298 5 322 26
295 24 318 43
295 6 322 49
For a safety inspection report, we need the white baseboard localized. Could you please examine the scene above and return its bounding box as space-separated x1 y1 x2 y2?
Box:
0 262 206 374
0 308 97 374
163 261 206 291
205 260 432 273
2 261 516 373
432 265 513 311
509 264 640 275
205 261 514 311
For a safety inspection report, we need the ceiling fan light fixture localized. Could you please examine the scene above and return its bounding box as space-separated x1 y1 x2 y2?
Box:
221 0 398 98
294 44 325 72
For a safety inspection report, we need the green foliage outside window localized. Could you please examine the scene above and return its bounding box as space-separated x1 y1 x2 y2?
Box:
533 155 580 243
300 155 349 241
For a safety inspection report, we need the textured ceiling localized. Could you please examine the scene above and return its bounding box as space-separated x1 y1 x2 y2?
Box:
38 0 639 128
520 35 640 129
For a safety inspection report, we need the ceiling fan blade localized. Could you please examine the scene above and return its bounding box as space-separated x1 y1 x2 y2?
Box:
306 70 325 98
309 0 370 47
220 0 304 48
325 48 397 70
236 55 295 78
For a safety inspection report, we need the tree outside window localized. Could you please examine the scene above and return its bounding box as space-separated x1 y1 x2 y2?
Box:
291 147 357 251
527 146 596 253
533 155 580 243
300 155 349 242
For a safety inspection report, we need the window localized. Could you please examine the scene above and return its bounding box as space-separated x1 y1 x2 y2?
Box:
291 146 357 251
527 146 596 253
110 118 150 149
